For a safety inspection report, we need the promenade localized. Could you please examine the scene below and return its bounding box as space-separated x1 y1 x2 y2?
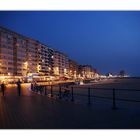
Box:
1 81 140 129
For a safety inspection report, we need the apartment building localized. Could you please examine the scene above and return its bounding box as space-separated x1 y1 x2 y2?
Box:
37 43 54 76
0 26 49 77
69 59 79 79
78 65 95 79
53 50 69 77
0 26 28 76
26 39 38 75
0 26 97 81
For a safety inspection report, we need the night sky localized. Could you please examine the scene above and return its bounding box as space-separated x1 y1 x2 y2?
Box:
0 11 140 76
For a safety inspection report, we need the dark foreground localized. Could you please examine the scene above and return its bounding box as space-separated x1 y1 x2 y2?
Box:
1 94 140 129
1 79 140 129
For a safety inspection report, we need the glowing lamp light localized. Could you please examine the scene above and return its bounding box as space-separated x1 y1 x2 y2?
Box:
8 73 11 76
24 62 28 65
48 67 51 70
37 65 41 71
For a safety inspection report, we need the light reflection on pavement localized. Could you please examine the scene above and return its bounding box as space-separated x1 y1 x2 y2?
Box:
0 83 33 97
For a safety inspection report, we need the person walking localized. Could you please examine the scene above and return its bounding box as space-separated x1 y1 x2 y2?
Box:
17 79 22 96
31 81 34 91
34 81 38 92
1 82 6 96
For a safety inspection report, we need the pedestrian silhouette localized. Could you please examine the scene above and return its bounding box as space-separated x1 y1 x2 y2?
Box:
1 81 6 96
31 81 34 91
34 81 38 92
17 79 22 96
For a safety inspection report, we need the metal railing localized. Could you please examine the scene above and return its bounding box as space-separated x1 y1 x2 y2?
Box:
32 84 140 110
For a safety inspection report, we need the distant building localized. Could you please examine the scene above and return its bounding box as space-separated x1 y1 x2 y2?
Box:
69 59 79 79
78 65 95 79
53 50 69 77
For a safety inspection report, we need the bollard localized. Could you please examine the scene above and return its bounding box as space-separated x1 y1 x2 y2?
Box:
71 87 74 102
51 85 53 97
88 87 91 105
112 88 117 110
59 85 62 99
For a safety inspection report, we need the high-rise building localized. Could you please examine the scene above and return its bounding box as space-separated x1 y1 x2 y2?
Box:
37 43 54 76
26 39 39 76
0 26 67 80
0 26 29 76
0 26 46 77
0 26 97 82
48 48 54 75
53 50 69 77
69 59 79 79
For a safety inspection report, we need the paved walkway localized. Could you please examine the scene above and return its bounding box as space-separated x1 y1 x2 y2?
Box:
0 84 140 129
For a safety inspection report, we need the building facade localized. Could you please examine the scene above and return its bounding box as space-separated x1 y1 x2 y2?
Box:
0 26 51 77
0 26 29 76
78 65 95 79
37 43 54 76
0 26 98 82
26 39 39 76
53 50 69 77
69 59 79 79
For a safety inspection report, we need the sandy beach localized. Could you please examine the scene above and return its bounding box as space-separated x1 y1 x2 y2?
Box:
47 78 140 110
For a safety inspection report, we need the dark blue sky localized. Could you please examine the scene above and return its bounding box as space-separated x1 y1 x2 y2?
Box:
0 11 140 76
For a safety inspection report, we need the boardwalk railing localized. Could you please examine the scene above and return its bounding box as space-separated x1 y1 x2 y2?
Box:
32 84 140 110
